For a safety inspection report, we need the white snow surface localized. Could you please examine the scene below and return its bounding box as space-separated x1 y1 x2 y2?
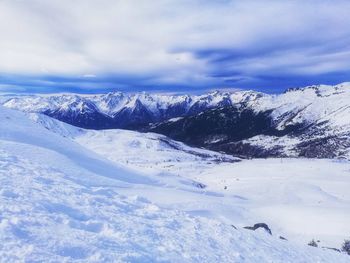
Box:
0 106 350 262
73 124 350 249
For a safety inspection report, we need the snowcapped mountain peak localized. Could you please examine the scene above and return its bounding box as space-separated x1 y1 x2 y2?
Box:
2 83 350 147
1 90 245 128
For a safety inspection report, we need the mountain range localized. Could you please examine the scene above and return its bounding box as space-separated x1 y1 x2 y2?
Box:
1 101 349 261
2 82 350 159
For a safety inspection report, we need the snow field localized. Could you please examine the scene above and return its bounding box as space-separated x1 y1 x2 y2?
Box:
0 106 350 262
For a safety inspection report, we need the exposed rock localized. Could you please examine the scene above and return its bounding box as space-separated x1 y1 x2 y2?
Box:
244 223 272 235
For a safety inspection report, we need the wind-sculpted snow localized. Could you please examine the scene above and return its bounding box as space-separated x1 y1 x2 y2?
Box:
1 107 350 261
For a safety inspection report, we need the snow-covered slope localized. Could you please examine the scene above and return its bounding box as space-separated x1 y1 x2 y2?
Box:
251 84 350 158
148 83 350 159
31 112 350 248
1 107 350 261
68 123 350 249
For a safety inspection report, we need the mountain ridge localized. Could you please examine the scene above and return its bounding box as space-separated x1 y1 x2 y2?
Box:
1 89 263 128
2 83 350 159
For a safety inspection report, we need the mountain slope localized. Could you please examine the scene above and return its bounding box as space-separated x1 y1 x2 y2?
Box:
147 83 350 158
32 111 350 249
1 107 350 261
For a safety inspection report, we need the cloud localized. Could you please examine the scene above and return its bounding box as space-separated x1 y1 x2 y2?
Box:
0 0 350 92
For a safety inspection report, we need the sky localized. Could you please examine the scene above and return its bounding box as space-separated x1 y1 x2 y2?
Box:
1 0 350 94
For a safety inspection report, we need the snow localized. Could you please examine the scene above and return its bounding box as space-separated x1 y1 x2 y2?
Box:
1 107 350 261
71 126 350 248
166 116 184 122
2 83 350 258
241 135 301 156
254 83 350 130
197 159 350 247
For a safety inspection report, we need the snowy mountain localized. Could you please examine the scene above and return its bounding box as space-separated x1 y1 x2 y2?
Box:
147 83 350 159
1 91 237 129
1 106 350 261
2 82 350 159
